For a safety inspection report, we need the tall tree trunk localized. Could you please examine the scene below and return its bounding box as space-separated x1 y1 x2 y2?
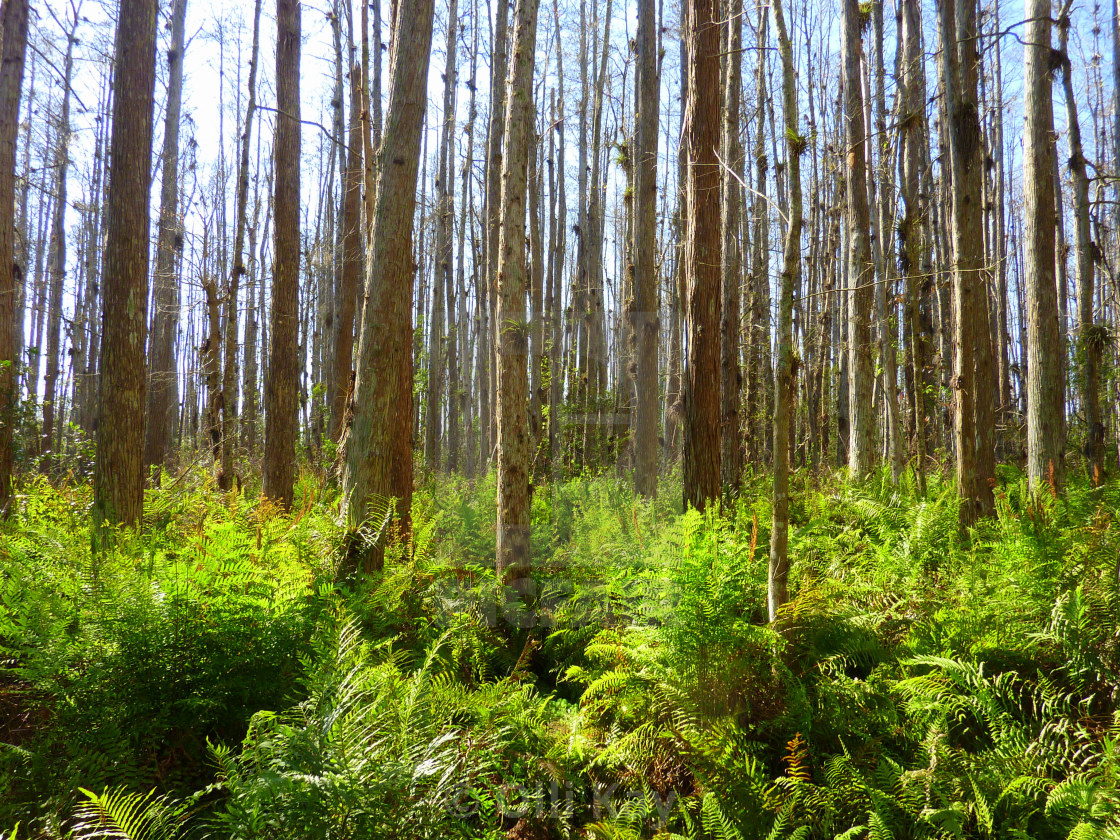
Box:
144 0 188 477
495 0 540 582
94 0 158 528
263 0 302 509
682 0 722 511
843 0 875 480
1056 4 1102 483
0 0 29 516
719 0 743 491
426 0 459 470
220 0 262 489
342 0 435 571
41 23 77 473
768 0 802 622
632 0 660 498
898 0 927 487
940 0 996 523
1023 0 1065 490
482 0 512 470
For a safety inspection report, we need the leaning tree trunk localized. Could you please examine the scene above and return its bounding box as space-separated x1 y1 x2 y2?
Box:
632 0 660 498
768 0 802 622
0 0 30 517
342 0 435 572
263 0 302 509
1023 0 1065 491
495 0 540 582
681 0 722 511
94 0 158 528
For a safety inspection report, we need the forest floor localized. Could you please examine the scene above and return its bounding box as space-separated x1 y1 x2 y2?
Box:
2 463 1120 839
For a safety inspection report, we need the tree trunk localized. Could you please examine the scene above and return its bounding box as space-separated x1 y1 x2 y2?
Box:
682 0 722 511
632 0 660 498
1056 5 1102 483
263 0 302 509
768 0 802 622
1023 0 1064 490
0 0 29 516
331 60 365 444
719 0 743 491
342 0 435 571
220 0 262 489
843 0 875 480
41 23 77 473
94 0 158 528
495 0 540 581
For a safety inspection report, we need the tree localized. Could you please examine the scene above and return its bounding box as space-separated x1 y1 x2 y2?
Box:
1056 2 1100 484
939 0 996 524
719 0 743 491
144 0 188 477
632 0 659 498
0 0 30 517
220 0 262 490
842 0 875 480
495 0 540 582
681 0 722 512
342 0 435 571
263 0 301 509
94 0 159 527
768 0 802 622
1022 0 1064 491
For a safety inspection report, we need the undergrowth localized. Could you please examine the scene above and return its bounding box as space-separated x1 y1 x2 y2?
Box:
1 464 1119 838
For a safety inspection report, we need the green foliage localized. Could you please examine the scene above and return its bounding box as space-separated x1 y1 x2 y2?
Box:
3 466 1120 840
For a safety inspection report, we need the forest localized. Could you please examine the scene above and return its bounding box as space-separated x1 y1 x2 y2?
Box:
1 0 1120 836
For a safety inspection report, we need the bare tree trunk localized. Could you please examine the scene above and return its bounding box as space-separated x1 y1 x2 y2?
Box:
1057 5 1102 483
0 0 29 516
1023 0 1065 490
263 0 302 509
768 0 801 622
425 0 459 471
632 0 660 498
342 0 435 571
94 0 158 527
41 21 77 473
843 0 875 480
495 0 540 581
940 0 995 523
682 0 722 511
719 0 743 491
331 58 365 443
482 0 511 470
220 0 262 489
898 0 927 487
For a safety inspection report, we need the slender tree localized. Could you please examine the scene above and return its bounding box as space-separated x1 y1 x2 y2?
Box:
0 0 30 517
843 0 875 479
1023 0 1064 490
263 0 302 509
632 0 659 497
495 0 540 582
342 0 435 571
219 0 262 490
768 0 802 621
94 0 158 527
